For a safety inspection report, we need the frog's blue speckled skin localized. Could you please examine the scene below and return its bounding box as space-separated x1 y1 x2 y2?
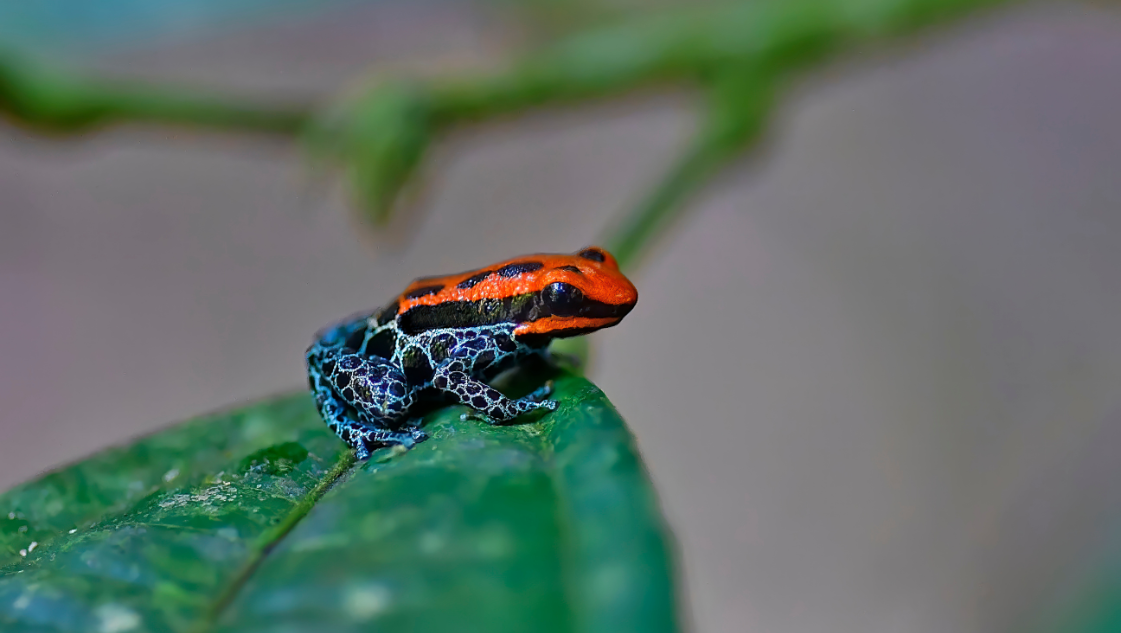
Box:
306 305 555 460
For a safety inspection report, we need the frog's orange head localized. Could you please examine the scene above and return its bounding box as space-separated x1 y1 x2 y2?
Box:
396 247 638 343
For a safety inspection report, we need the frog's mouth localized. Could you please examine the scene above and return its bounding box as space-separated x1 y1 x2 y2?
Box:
514 299 635 340
514 316 627 341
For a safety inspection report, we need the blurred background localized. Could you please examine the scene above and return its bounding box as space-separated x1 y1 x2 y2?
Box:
2 1 1121 632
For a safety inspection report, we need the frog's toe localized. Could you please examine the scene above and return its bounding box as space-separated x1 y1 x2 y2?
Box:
351 427 427 458
526 380 554 402
393 431 426 449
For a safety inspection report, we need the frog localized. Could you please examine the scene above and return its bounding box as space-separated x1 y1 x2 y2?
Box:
306 246 638 459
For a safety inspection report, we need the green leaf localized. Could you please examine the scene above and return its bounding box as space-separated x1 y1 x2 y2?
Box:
0 371 678 632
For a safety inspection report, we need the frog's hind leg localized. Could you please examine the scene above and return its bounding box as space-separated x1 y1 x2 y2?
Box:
306 343 425 459
433 362 557 424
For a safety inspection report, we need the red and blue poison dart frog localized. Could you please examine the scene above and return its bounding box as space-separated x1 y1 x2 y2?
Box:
306 247 638 459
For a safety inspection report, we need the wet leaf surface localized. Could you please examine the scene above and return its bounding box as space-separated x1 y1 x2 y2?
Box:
0 371 677 632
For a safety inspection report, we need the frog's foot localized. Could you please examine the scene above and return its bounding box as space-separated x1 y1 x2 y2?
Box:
457 391 556 426
405 422 429 443
370 426 430 462
347 423 429 460
526 380 555 403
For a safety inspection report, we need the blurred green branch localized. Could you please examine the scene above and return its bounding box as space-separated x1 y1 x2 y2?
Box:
0 52 309 134
1 0 1020 270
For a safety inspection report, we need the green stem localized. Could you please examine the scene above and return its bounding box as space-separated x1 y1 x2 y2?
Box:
0 53 310 134
603 139 730 272
428 0 1014 269
96 88 310 134
2 0 1020 263
603 65 775 271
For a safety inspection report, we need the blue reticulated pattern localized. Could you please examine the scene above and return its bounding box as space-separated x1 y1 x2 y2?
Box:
306 308 557 459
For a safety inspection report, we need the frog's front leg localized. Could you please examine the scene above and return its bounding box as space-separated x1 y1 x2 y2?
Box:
306 343 426 459
432 361 557 424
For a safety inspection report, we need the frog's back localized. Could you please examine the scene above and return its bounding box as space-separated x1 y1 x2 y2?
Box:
394 247 633 312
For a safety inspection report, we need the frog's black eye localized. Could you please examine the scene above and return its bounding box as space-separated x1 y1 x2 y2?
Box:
542 282 584 316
